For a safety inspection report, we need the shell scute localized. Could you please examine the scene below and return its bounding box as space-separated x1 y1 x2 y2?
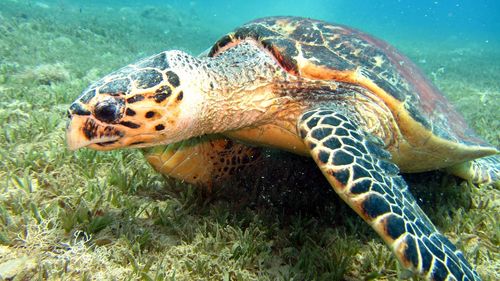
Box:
289 21 324 45
301 44 354 71
261 37 299 74
233 24 281 42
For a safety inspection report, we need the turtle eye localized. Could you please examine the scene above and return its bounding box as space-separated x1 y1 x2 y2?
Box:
94 101 121 123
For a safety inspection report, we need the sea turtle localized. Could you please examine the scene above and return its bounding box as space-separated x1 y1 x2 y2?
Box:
66 17 498 280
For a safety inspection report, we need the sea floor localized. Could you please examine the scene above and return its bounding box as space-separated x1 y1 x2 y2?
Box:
0 1 499 280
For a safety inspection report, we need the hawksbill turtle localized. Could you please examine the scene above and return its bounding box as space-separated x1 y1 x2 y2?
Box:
66 17 499 280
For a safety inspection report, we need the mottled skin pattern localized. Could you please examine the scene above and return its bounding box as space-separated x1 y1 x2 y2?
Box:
66 17 500 280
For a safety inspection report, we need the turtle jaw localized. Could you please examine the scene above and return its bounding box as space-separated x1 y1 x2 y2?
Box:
66 115 155 151
65 113 197 151
67 135 121 151
66 115 123 151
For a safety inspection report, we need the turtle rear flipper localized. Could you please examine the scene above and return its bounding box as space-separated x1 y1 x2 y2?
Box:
447 155 500 187
298 108 481 281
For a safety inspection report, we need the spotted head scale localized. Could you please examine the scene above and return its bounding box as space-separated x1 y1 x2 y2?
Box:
66 50 208 150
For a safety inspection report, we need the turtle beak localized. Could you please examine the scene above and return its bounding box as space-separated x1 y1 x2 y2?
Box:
66 115 91 150
66 113 122 151
66 102 91 150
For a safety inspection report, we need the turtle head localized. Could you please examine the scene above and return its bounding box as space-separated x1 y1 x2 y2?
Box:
66 51 206 151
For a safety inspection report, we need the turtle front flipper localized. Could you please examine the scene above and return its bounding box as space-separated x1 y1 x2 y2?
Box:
447 155 500 187
298 108 481 281
142 136 261 190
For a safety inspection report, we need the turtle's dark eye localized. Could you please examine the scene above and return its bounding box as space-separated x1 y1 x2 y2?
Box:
94 101 121 123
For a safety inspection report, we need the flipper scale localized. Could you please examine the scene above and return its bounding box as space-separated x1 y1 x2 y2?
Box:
298 108 481 281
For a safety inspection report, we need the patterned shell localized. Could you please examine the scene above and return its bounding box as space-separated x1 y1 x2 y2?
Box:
209 16 489 148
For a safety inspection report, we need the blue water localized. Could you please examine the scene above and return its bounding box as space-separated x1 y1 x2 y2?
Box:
69 0 499 44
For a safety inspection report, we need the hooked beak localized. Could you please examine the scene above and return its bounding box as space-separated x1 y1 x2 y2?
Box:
66 115 122 151
66 115 88 150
